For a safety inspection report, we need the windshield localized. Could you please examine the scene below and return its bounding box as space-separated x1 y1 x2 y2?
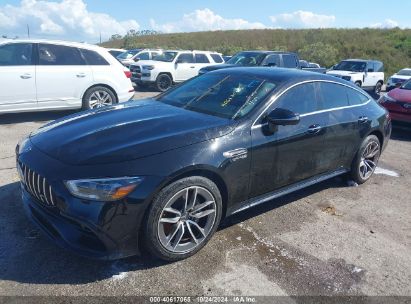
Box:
401 79 411 90
117 49 141 59
397 69 411 76
157 73 277 119
152 51 178 62
226 52 266 66
334 61 366 72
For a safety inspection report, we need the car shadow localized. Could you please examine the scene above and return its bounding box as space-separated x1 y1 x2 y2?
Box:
391 123 411 142
0 176 346 285
0 110 77 125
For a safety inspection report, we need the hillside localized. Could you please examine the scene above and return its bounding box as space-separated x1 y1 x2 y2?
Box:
101 28 411 77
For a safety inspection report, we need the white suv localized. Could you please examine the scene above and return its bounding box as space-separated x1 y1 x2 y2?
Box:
117 48 163 67
327 59 385 94
130 50 224 91
0 40 135 114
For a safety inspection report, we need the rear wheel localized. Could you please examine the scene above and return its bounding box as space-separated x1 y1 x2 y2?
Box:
143 176 222 261
374 82 383 95
155 74 173 92
354 81 362 87
82 86 117 110
350 135 380 184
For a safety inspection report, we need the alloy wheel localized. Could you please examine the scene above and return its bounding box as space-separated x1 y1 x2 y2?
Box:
358 141 380 180
157 186 217 254
89 90 113 108
158 76 171 91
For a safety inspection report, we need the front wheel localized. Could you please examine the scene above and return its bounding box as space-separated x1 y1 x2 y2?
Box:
155 74 173 92
143 176 222 261
350 135 380 184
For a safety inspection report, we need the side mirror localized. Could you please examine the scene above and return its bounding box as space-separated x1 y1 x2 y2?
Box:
266 108 300 132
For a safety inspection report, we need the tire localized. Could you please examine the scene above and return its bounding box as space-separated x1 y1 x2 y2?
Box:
82 86 117 110
350 135 380 184
374 82 383 95
354 81 362 88
155 74 173 92
143 176 223 261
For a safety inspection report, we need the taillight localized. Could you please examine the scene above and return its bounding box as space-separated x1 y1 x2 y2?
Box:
124 70 132 78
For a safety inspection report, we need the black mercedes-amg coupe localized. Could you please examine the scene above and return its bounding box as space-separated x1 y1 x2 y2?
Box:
16 68 391 261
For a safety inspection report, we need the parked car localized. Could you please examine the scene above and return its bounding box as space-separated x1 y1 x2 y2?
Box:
106 48 127 58
299 60 326 73
386 68 411 91
117 48 162 67
327 59 385 94
16 68 391 261
0 39 134 114
130 50 224 91
199 51 326 75
222 55 232 62
379 78 411 123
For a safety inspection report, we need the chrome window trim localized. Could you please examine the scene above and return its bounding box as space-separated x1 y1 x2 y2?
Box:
251 79 371 130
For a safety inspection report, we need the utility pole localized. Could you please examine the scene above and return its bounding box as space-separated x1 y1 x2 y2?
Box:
27 24 30 38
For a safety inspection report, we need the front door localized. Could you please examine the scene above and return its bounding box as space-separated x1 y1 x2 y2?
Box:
249 82 326 198
0 43 37 112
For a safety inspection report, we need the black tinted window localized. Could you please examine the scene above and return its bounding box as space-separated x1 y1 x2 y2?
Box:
275 83 318 114
318 82 349 109
263 54 281 67
0 43 32 66
282 54 298 68
346 87 369 105
210 54 223 63
177 53 194 63
38 44 85 65
375 62 384 72
137 52 149 60
195 54 210 63
80 49 109 65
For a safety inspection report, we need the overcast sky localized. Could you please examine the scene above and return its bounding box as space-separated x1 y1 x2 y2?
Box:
1 0 410 42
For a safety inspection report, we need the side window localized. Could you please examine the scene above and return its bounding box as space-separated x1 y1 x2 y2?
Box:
151 52 161 58
210 54 223 63
80 49 109 65
346 87 369 105
136 52 149 60
375 62 384 72
0 43 33 66
176 53 194 63
367 62 375 72
282 54 298 68
38 44 85 65
195 53 210 63
274 83 318 115
318 82 349 110
262 54 281 67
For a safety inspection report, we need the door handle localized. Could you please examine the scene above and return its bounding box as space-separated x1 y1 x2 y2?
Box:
190 66 195 68
307 124 322 134
76 73 86 78
358 116 369 124
20 74 32 79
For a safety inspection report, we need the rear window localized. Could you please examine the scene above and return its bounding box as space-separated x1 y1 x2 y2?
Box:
346 88 369 105
80 49 109 65
210 54 223 63
318 82 349 109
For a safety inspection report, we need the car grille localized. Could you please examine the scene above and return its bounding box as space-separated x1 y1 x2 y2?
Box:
130 65 141 73
18 162 57 206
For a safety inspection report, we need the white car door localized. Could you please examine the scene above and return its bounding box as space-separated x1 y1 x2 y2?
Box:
363 62 378 88
35 43 93 110
0 43 37 113
193 53 211 73
174 53 196 82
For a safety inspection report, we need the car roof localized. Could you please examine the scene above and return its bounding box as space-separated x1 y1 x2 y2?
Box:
237 50 296 55
210 67 358 87
0 39 104 51
343 59 383 64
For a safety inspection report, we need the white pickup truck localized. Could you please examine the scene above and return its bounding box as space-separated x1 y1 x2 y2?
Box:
129 50 224 91
327 59 385 94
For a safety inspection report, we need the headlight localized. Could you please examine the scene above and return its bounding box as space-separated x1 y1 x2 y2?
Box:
65 177 143 201
142 65 155 70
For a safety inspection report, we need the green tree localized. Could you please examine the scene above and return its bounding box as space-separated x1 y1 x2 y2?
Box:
299 42 339 68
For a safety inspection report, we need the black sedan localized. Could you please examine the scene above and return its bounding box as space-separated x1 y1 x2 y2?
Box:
16 68 391 261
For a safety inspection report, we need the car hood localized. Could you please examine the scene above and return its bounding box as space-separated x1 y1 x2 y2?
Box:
30 99 235 165
327 70 362 77
388 88 411 103
390 74 411 80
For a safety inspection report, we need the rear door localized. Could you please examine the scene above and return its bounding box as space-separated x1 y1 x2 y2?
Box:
364 62 377 87
0 42 37 112
194 53 211 72
35 43 93 110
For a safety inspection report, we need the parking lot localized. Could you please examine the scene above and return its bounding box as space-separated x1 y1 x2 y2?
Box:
0 89 410 298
